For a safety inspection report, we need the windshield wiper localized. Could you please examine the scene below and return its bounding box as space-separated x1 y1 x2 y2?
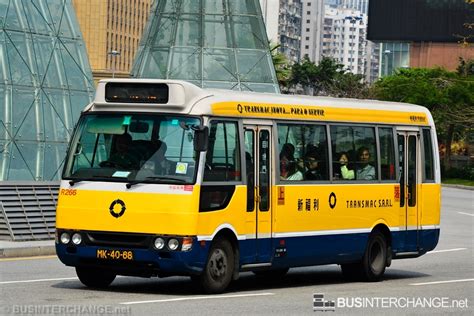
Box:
68 179 82 186
126 176 186 189
69 175 117 186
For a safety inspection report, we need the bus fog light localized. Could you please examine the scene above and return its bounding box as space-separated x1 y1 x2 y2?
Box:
154 237 165 250
60 232 70 244
71 233 82 245
181 237 193 252
168 238 179 251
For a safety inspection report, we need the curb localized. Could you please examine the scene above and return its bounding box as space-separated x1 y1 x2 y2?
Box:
0 245 56 258
442 184 474 191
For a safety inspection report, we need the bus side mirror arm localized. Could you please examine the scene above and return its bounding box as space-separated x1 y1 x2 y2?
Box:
193 126 209 152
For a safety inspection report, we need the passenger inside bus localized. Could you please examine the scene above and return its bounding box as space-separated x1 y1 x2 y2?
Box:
280 143 303 181
152 141 176 175
304 148 323 180
356 147 376 180
101 133 139 169
338 152 355 180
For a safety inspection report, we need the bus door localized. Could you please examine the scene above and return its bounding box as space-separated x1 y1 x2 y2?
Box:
397 130 420 251
244 125 273 263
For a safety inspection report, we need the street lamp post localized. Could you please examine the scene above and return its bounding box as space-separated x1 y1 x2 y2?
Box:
108 50 121 78
344 15 362 73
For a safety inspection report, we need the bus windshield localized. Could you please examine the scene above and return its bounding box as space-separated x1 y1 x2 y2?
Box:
63 114 201 184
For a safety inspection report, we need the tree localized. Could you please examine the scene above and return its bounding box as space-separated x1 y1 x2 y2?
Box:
270 43 292 91
289 56 369 98
371 66 474 169
289 56 318 95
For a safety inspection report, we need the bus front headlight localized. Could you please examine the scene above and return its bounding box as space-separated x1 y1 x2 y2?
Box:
168 238 179 251
71 233 82 245
154 237 165 250
60 232 70 244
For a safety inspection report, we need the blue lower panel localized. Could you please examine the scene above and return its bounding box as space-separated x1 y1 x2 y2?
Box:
239 233 369 267
239 229 440 268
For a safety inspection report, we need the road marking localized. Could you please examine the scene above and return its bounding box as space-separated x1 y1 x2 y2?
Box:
0 277 77 285
411 278 474 286
457 212 474 217
427 248 467 254
121 292 275 305
0 255 57 262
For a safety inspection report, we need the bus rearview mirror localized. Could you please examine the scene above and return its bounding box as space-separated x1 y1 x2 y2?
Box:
194 126 209 152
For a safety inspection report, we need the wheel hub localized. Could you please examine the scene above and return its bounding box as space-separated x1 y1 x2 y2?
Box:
209 249 227 279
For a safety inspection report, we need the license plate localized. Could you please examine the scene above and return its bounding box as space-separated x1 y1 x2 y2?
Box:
96 249 133 260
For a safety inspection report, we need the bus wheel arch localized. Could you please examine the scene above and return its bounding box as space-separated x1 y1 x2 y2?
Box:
198 229 238 293
213 229 240 280
371 224 392 267
341 226 390 282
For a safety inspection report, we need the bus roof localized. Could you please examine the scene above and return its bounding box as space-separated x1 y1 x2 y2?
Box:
88 79 434 126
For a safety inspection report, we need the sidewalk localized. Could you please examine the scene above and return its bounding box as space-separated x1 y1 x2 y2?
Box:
0 239 55 258
442 183 474 191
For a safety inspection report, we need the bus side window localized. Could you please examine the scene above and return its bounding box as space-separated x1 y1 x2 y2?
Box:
203 121 241 182
422 129 435 182
277 123 329 181
379 127 396 180
330 125 377 181
201 120 241 212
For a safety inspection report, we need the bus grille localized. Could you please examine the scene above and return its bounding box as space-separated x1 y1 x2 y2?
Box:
85 231 152 248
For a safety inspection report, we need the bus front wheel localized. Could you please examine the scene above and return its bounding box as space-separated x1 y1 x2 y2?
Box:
199 238 234 293
341 231 387 282
76 267 116 288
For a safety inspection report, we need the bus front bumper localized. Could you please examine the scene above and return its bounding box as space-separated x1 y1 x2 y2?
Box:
55 241 208 277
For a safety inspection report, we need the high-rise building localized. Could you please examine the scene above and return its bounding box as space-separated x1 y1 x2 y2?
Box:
300 0 324 64
72 0 152 81
132 0 279 93
365 40 380 83
278 0 303 63
259 0 280 43
322 6 367 75
341 0 368 15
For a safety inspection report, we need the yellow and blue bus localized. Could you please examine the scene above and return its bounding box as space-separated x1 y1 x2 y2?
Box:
56 79 440 293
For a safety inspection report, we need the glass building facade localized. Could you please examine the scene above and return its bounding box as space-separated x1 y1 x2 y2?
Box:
0 0 95 181
379 42 410 77
131 0 280 93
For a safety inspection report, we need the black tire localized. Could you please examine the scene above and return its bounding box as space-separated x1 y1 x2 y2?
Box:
340 263 359 281
76 267 116 288
341 231 387 282
252 268 289 278
199 238 234 294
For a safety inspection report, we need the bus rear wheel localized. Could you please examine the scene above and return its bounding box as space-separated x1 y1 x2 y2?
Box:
341 231 387 282
76 267 116 288
199 238 234 294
